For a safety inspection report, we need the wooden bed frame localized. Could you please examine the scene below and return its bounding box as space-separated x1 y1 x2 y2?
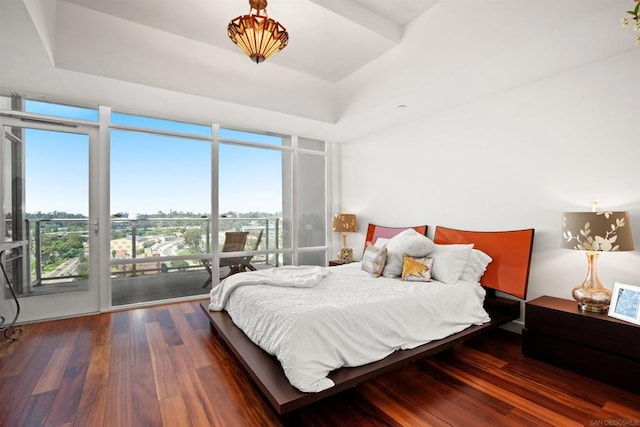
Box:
200 226 534 421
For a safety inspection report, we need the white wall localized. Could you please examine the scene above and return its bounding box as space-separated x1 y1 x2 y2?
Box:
337 48 640 313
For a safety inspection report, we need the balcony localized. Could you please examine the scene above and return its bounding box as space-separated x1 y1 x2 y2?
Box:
7 216 282 306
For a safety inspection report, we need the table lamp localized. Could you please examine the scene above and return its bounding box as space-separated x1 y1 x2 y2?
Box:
562 206 634 312
332 213 357 263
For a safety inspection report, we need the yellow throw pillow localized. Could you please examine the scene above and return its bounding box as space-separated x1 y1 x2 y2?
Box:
401 254 433 282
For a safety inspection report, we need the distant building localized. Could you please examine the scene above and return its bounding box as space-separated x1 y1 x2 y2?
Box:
110 238 133 258
110 237 161 275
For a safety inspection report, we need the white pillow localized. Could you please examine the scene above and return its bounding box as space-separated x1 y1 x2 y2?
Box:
430 243 474 285
374 237 390 248
460 249 492 283
382 229 435 278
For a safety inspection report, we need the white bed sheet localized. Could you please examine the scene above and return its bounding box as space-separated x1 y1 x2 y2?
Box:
218 262 490 393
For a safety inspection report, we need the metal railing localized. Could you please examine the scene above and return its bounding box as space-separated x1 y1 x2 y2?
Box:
21 216 282 289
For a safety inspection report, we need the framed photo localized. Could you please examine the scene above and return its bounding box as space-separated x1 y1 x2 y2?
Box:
608 282 640 325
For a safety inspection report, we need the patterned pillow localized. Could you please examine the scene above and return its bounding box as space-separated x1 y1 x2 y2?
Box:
401 254 434 282
361 244 388 277
382 229 435 278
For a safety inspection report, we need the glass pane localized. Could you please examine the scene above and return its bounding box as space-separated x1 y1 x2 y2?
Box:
0 95 11 110
217 252 283 277
216 228 273 278
25 100 98 121
110 129 211 306
111 112 212 137
219 128 290 147
24 129 90 297
219 143 286 254
2 127 19 241
298 251 327 267
2 126 26 300
299 137 325 151
110 217 211 261
297 153 326 248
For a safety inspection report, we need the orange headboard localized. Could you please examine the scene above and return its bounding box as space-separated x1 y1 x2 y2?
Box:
434 226 535 299
364 223 428 253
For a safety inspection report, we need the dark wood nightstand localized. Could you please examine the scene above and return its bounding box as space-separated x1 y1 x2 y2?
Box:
522 295 640 393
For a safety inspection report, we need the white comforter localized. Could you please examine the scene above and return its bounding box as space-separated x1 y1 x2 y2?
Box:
209 262 490 393
209 265 329 310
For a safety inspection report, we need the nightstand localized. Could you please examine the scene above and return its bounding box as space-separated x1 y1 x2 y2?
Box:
522 295 640 393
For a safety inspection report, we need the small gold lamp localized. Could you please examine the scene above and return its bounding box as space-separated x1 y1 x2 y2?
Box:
227 0 289 64
332 213 357 263
562 205 635 312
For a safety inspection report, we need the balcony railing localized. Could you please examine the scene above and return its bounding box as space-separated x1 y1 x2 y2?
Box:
15 216 282 296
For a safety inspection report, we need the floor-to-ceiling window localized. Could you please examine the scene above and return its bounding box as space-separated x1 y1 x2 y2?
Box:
218 129 289 272
217 131 328 270
0 95 329 319
109 112 213 306
296 137 327 266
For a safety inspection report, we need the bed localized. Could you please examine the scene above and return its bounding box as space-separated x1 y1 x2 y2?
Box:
200 224 534 420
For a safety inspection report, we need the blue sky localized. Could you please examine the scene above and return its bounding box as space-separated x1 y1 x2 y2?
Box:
24 101 283 216
25 129 89 214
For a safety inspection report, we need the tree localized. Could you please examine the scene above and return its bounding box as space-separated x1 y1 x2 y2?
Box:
40 233 85 270
183 227 203 251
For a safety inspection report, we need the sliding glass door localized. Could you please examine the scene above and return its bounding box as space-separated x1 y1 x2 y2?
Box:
0 117 100 322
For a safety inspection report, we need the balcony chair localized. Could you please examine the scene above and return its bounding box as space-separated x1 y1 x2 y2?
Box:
237 229 263 272
201 231 248 288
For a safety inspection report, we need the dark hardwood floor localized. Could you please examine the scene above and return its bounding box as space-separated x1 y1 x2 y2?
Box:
1 300 638 426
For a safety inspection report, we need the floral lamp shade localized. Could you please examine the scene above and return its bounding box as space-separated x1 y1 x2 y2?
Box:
562 211 634 313
332 214 357 234
562 211 634 252
332 214 357 263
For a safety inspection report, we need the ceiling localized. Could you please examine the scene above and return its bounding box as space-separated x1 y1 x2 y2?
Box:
2 0 638 142
61 0 441 82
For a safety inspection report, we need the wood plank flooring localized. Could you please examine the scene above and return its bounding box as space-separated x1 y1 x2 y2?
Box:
1 299 638 426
